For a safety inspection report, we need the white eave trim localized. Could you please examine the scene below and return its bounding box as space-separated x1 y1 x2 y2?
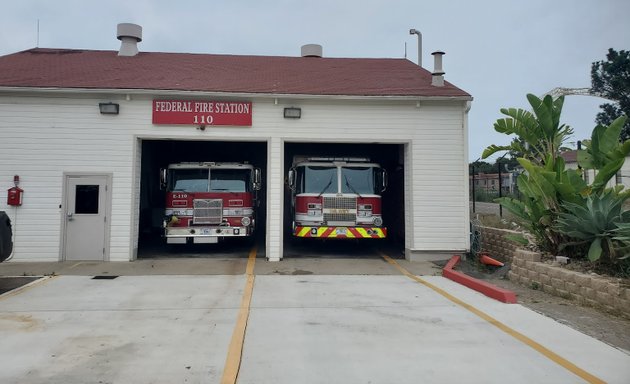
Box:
0 86 473 102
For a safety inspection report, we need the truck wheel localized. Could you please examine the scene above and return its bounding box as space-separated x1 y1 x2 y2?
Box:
0 211 13 262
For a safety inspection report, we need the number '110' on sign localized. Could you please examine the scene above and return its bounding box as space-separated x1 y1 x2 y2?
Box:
193 115 213 125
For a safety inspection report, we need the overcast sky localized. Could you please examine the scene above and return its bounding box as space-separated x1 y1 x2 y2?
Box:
1 0 628 161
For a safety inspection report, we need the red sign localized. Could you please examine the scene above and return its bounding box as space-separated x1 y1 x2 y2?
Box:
152 100 252 126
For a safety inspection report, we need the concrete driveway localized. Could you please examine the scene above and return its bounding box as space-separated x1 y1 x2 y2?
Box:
1 256 629 384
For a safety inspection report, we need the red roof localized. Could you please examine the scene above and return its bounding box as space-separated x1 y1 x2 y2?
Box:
560 150 578 163
0 48 471 98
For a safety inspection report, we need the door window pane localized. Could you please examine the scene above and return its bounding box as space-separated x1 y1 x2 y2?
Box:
75 185 99 214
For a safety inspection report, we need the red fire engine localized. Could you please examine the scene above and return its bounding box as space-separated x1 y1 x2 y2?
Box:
160 162 261 244
288 157 387 239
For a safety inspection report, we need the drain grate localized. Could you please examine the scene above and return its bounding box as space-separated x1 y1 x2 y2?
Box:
0 276 41 294
92 275 119 280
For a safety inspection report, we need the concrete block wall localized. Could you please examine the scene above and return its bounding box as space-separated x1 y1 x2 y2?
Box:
478 226 523 262
508 249 630 319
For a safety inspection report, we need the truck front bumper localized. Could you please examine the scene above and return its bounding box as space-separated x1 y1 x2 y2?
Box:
165 226 252 244
293 226 386 239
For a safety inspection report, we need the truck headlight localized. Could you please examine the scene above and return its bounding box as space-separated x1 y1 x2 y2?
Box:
241 216 251 226
373 216 383 227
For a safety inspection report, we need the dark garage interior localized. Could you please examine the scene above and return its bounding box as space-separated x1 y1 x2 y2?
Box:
136 140 404 259
137 139 267 258
282 142 405 258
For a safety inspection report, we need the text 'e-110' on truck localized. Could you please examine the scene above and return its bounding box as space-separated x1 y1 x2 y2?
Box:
160 162 261 245
288 157 387 239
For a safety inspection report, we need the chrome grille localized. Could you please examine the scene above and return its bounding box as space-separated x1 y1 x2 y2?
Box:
323 196 357 222
193 199 222 224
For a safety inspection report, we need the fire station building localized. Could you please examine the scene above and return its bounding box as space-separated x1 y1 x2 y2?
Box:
0 24 472 262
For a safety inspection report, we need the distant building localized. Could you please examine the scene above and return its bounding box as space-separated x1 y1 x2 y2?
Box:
469 172 516 195
560 150 630 190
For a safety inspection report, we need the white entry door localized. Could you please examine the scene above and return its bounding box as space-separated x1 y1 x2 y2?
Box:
63 175 110 261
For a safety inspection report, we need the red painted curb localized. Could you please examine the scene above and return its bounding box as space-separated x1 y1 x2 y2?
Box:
442 255 517 304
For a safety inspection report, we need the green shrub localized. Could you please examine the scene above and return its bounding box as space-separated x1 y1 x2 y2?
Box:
555 190 630 262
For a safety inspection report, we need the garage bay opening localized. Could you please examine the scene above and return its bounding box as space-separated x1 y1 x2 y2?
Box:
283 143 405 259
137 140 267 258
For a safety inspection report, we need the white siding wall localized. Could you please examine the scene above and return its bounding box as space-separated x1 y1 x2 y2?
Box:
0 93 469 261
621 158 630 189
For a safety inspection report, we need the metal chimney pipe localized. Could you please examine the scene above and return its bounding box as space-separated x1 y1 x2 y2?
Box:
409 28 422 67
431 51 445 87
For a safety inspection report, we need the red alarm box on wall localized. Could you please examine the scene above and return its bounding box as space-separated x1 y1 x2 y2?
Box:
7 186 23 206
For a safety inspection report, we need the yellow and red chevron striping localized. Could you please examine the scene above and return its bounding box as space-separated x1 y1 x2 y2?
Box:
294 226 386 238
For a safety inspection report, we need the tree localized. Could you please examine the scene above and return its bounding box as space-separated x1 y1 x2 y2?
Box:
469 158 519 174
470 160 496 173
591 49 630 141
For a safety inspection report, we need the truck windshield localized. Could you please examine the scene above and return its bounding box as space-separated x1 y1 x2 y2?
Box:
297 166 338 194
341 167 377 194
170 169 209 192
209 169 250 192
169 169 250 192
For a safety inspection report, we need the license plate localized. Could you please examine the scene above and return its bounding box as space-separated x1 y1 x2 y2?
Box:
335 228 347 235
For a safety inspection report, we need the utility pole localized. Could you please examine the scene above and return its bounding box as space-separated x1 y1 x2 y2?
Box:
471 163 476 213
497 153 508 218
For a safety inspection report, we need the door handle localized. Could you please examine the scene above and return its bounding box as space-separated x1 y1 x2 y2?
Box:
67 212 74 221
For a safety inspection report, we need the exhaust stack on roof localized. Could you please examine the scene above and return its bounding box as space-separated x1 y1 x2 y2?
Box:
431 51 445 87
117 23 142 57
301 44 323 58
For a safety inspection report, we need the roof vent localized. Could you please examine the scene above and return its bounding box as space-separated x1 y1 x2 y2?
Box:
301 44 323 58
117 23 142 57
431 51 445 87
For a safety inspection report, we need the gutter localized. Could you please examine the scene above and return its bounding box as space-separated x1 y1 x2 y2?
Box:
0 86 473 102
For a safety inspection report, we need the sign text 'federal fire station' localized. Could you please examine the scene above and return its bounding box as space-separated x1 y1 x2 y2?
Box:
152 100 252 126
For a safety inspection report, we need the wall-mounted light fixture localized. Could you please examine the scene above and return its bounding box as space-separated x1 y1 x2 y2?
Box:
99 102 120 115
283 107 301 119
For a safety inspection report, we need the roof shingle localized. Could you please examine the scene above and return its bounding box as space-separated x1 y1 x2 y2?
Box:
0 48 471 98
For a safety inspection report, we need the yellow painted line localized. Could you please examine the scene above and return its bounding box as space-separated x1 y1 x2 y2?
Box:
382 254 606 384
0 275 58 300
67 262 85 270
221 246 257 384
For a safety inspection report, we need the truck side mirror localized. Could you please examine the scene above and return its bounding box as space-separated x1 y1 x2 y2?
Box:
381 169 388 192
288 168 296 191
253 168 262 191
159 168 167 190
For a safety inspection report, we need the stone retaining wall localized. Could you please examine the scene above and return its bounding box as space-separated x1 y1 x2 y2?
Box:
480 227 630 319
478 226 522 262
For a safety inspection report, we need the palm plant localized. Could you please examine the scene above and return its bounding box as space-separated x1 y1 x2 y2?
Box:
483 94 573 166
483 94 583 253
